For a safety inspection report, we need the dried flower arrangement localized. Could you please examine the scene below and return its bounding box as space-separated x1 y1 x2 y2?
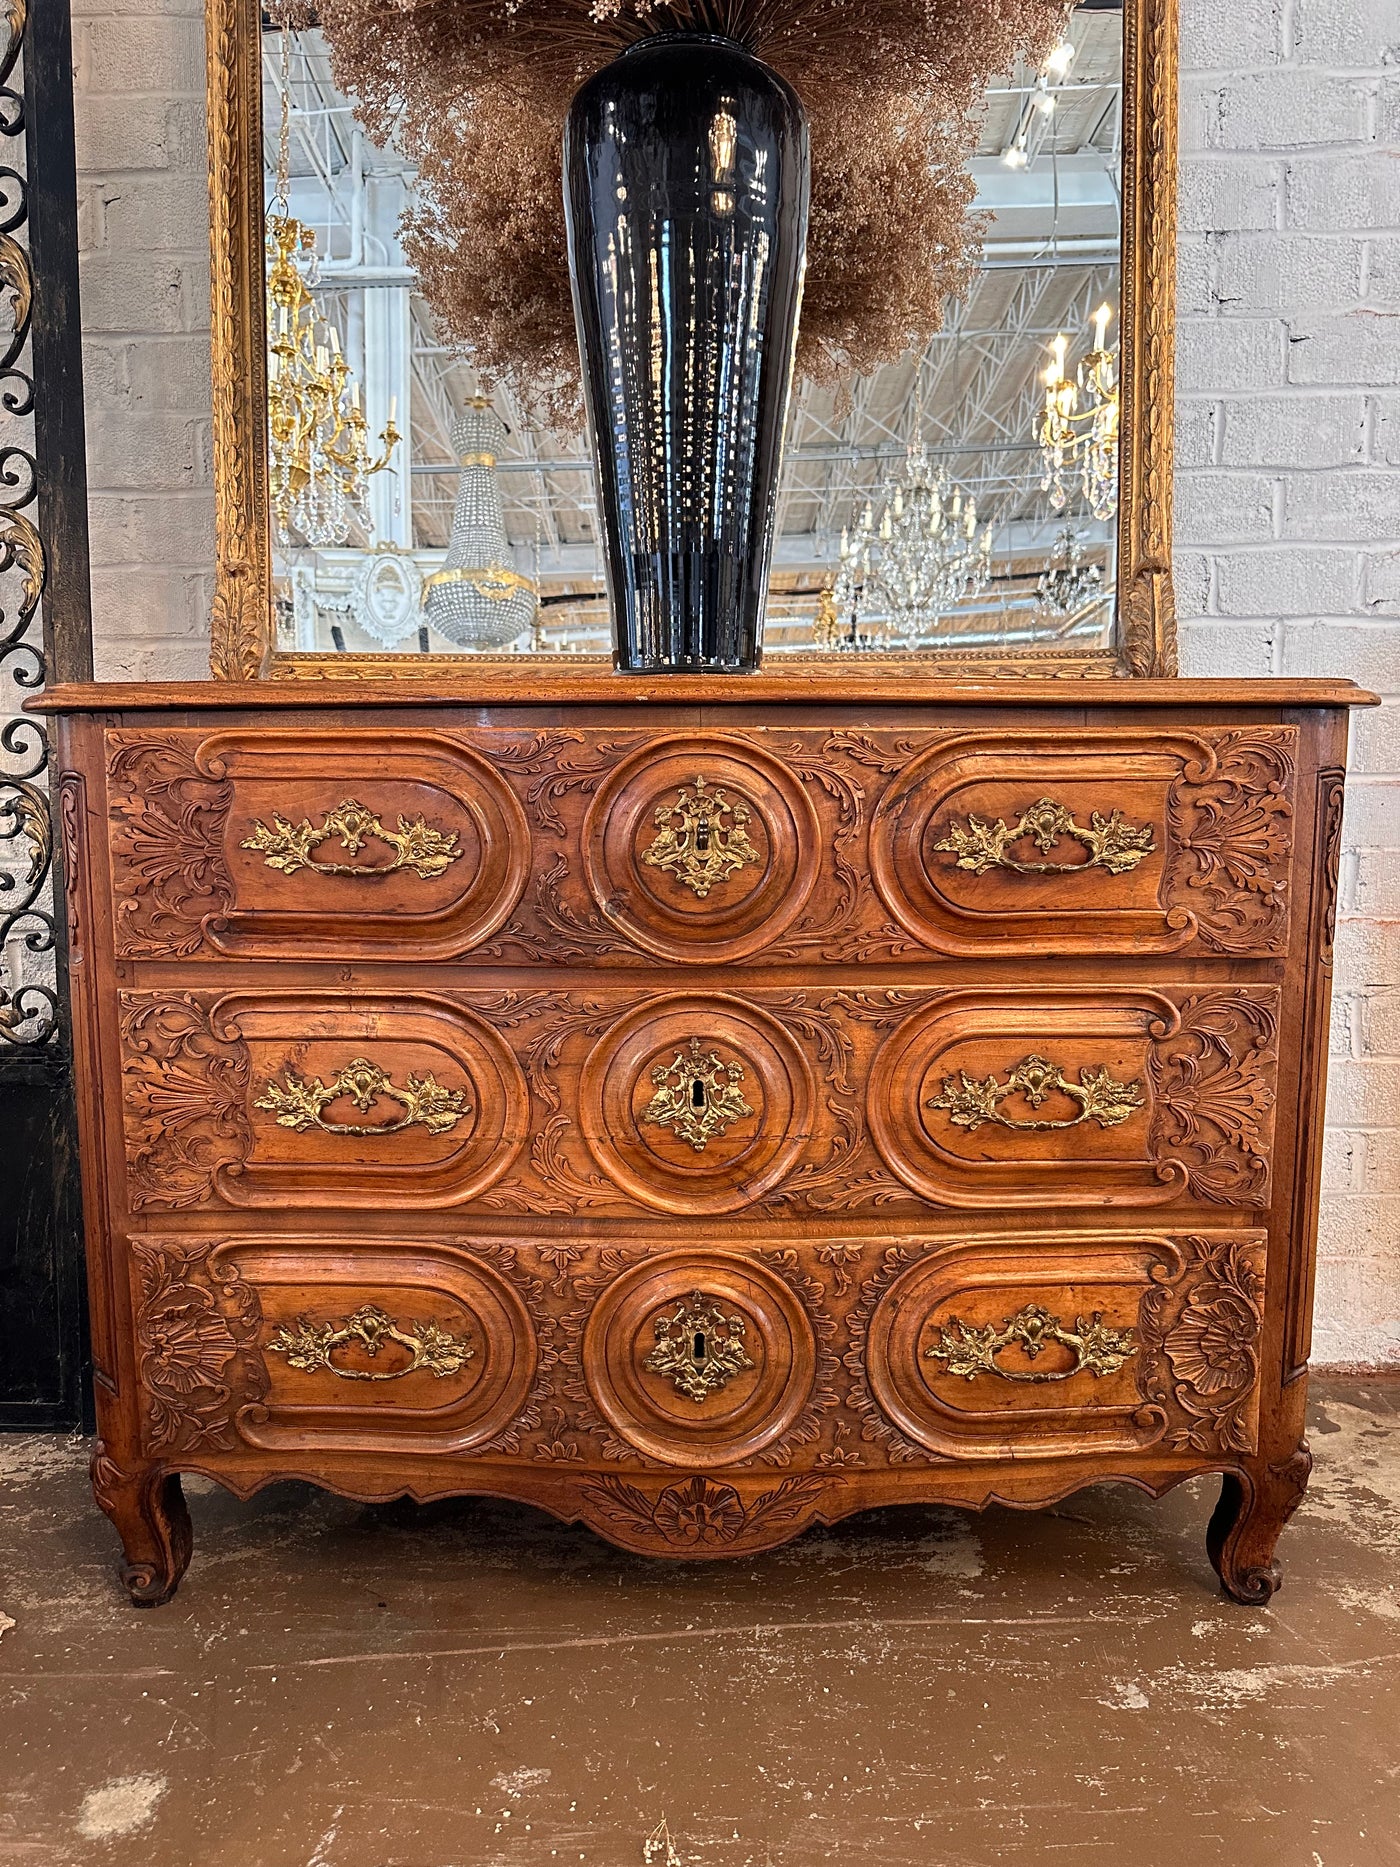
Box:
273 0 1071 420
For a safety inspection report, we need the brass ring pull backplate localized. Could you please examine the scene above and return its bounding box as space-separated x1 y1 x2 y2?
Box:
242 797 462 880
267 1303 475 1380
926 1303 1138 1383
933 796 1155 876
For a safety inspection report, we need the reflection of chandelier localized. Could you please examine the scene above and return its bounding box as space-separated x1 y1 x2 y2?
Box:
1037 303 1119 521
1035 525 1105 630
265 31 398 547
830 446 993 646
424 400 539 649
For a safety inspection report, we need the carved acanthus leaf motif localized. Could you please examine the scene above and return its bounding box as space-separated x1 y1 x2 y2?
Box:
1164 731 1295 953
109 739 235 957
845 1247 929 1465
1148 993 1278 1205
1138 1236 1265 1454
580 1473 827 1549
120 994 252 1209
132 1240 266 1452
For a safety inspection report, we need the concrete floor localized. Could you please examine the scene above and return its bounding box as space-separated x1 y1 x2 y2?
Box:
2 1378 1398 1867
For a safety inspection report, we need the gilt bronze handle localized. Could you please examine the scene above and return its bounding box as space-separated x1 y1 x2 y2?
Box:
254 1057 470 1136
926 1053 1144 1133
926 1303 1137 1383
267 1304 474 1381
933 796 1155 877
242 798 462 881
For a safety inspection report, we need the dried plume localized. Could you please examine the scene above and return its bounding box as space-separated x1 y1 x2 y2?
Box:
277 0 1071 421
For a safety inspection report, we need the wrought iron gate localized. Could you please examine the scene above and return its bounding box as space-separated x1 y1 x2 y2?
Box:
0 0 93 1429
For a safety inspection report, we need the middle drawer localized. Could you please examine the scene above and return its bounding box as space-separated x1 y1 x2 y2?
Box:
117 984 1281 1219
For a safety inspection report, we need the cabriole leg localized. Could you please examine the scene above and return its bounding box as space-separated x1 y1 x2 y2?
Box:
89 1441 193 1607
1206 1447 1312 1605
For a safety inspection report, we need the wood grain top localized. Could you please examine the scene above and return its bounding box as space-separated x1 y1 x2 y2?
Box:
26 674 1379 714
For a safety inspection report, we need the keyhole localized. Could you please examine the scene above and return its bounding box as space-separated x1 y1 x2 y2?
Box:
690 1076 706 1110
695 821 711 852
692 1330 708 1363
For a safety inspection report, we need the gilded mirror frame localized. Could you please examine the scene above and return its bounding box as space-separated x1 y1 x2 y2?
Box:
204 0 1179 681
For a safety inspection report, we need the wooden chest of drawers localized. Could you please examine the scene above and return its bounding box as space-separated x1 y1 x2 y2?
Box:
35 672 1373 1604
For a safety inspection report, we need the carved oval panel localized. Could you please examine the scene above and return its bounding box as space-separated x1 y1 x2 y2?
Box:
860 1236 1175 1461
198 1237 540 1456
867 988 1280 1209
578 995 817 1213
581 735 820 962
853 1231 1265 1464
107 729 530 960
119 991 529 1211
581 1251 817 1466
868 729 1295 957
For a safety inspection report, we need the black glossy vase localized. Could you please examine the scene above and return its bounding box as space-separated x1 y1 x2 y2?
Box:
565 32 810 672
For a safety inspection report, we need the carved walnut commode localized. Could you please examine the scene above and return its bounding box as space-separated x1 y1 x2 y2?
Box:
33 671 1373 1604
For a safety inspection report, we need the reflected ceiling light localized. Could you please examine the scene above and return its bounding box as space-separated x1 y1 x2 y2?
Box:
423 399 539 650
264 27 399 549
1037 303 1120 521
828 445 994 649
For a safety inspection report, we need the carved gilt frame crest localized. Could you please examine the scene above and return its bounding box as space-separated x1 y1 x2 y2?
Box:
204 0 1179 681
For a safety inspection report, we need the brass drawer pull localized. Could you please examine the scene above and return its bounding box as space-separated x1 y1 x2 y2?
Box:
927 1053 1144 1132
254 1057 471 1136
242 798 462 881
643 1292 754 1402
268 1303 474 1380
934 797 1155 876
641 775 763 897
926 1303 1138 1383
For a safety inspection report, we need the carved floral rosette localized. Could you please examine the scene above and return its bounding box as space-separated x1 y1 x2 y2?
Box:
132 1239 267 1453
1137 1235 1266 1455
108 737 235 957
119 993 253 1210
578 1471 830 1553
1162 729 1294 954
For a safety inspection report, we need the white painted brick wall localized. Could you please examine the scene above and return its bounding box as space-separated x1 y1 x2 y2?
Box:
1177 0 1400 1364
70 0 1400 1361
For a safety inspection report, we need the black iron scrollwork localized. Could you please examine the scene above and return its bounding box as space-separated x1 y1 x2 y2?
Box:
0 0 57 1045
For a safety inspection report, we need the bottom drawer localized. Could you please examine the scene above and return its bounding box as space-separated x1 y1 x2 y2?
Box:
848 1230 1267 1464
124 1227 1266 1472
127 1234 548 1457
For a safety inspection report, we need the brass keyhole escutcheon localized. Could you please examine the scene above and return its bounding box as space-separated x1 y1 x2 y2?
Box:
643 1292 754 1403
640 1036 754 1152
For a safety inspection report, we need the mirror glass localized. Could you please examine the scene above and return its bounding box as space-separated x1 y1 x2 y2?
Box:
261 2 1123 659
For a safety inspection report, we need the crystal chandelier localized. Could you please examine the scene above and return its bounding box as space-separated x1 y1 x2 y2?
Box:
423 399 539 649
1035 525 1105 631
830 446 993 647
1037 302 1119 521
265 28 399 548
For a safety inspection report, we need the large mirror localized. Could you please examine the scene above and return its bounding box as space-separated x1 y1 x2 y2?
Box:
208 0 1177 678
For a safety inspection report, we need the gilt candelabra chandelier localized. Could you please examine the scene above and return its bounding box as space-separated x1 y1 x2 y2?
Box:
1037 303 1120 521
827 445 994 648
265 29 399 549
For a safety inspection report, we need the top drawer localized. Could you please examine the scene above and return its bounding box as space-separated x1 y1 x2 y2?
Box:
101 724 1297 964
